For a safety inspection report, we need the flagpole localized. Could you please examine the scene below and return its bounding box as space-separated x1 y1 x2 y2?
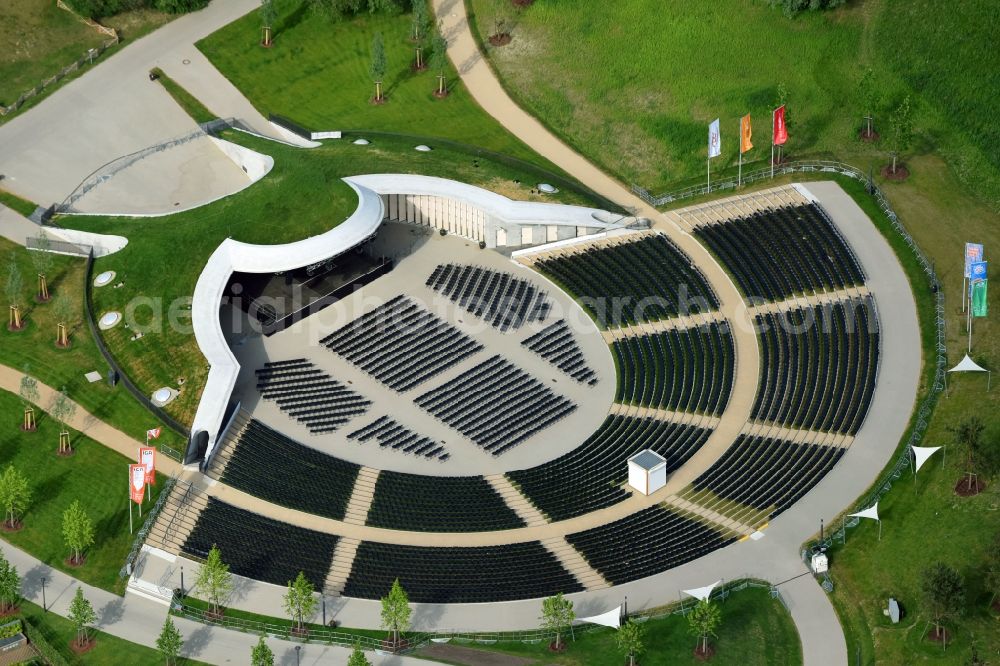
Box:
707 156 710 194
962 277 966 313
128 468 133 535
771 108 775 178
738 150 742 188
145 434 151 501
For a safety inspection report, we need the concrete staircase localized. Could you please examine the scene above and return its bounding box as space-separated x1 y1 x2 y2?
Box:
343 467 379 526
485 474 549 527
204 410 250 479
324 537 361 596
541 536 610 591
143 482 207 555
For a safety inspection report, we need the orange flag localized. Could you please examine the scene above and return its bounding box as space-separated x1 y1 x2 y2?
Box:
740 114 753 154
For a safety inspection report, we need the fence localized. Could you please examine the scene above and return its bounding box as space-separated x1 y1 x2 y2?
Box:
171 577 776 653
24 235 92 257
0 6 118 119
633 161 947 556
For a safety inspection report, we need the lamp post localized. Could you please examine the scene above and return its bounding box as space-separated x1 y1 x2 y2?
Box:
295 645 301 665
40 577 47 612
322 595 326 626
180 565 184 598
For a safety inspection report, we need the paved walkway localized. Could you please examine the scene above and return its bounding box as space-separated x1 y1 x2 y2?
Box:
0 0 275 213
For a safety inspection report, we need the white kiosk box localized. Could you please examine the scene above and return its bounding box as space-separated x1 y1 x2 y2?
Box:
628 450 667 496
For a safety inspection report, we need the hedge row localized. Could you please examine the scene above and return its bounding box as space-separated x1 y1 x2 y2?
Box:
64 0 208 20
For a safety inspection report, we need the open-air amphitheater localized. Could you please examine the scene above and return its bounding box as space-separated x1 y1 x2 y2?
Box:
129 175 919 632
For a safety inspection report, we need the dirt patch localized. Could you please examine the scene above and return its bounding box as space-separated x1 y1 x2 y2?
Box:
0 605 20 618
926 626 950 643
512 0 534 6
859 129 880 143
0 520 23 533
69 639 96 656
694 644 716 661
489 33 512 46
881 164 910 181
416 643 534 666
954 476 985 496
64 555 86 568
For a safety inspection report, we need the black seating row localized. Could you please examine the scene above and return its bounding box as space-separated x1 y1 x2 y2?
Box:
414 355 576 455
693 202 866 302
533 234 719 329
691 435 846 518
181 497 337 589
347 416 449 461
255 360 371 433
507 416 711 521
426 264 550 331
752 296 879 435
320 295 483 392
221 419 360 520
365 471 525 532
343 540 582 603
612 322 734 416
521 319 598 385
566 505 735 586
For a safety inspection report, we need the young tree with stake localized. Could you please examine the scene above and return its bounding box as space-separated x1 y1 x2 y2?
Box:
49 387 76 455
251 634 275 666
68 587 96 648
430 28 448 97
6 255 23 331
984 531 1000 610
18 368 38 432
195 545 233 617
951 417 985 494
616 618 644 666
370 32 387 103
63 500 94 566
260 0 277 47
0 551 19 614
348 643 372 666
53 293 74 348
687 599 721 657
411 0 428 69
156 616 184 665
858 67 879 140
380 578 411 649
889 95 913 175
540 592 575 651
283 571 318 634
31 232 53 302
0 466 31 530
922 561 964 645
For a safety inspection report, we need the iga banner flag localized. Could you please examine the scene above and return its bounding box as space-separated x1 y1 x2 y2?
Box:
740 114 753 153
129 464 146 504
964 243 984 278
708 119 721 158
139 447 156 484
970 260 988 317
773 105 788 146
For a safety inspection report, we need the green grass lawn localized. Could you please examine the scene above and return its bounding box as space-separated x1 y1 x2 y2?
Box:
0 189 39 218
420 587 800 665
196 0 557 165
62 129 601 425
0 237 187 455
0 388 165 594
13 599 210 665
150 68 218 125
0 0 172 123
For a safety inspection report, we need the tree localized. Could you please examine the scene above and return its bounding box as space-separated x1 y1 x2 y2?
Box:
985 531 1000 609
251 634 274 666
487 0 509 42
889 95 913 174
62 500 94 565
348 644 372 666
380 578 411 649
616 618 644 666
194 545 233 616
68 587 96 648
370 32 387 102
687 599 721 656
951 417 985 493
156 616 183 665
858 66 879 139
411 0 428 69
155 0 210 13
0 466 31 529
260 0 277 47
430 28 448 97
283 571 318 633
49 387 76 454
0 551 20 614
921 562 964 644
30 232 53 302
539 592 575 650
53 293 74 348
768 0 845 17
18 367 38 431
308 0 399 18
6 254 23 331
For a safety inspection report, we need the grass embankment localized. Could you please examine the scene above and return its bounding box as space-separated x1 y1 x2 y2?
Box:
0 0 171 123
149 68 218 125
0 389 165 594
62 130 601 425
12 599 210 665
196 0 556 166
0 189 39 218
0 238 187 454
418 587 800 666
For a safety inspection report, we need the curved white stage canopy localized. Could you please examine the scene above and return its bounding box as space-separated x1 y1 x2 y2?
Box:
188 175 623 462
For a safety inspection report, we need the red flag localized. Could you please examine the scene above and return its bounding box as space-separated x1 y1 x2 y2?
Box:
139 447 156 485
129 464 146 505
773 105 788 146
146 427 161 440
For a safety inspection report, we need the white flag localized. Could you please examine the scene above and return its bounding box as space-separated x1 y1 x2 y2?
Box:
708 119 721 158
